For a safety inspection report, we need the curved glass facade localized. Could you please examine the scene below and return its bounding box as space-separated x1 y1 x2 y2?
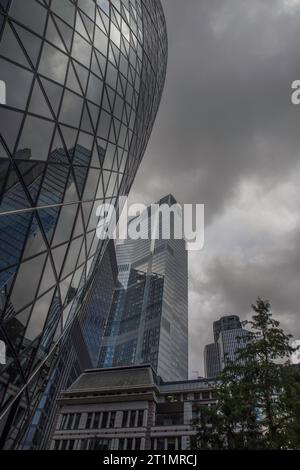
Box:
0 0 167 438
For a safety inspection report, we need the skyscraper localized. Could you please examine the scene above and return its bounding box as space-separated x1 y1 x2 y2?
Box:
0 0 167 448
204 315 249 378
99 195 189 382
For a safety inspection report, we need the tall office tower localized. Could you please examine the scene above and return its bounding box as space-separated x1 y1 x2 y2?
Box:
204 343 220 379
0 0 167 448
204 315 249 378
99 195 189 382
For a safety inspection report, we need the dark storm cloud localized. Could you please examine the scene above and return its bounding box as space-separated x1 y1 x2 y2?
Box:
130 0 300 375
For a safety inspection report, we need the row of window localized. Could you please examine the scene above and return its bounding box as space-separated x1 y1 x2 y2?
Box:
53 437 142 451
60 409 145 431
164 391 214 403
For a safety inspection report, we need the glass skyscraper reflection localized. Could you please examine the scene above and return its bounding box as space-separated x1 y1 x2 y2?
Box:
99 195 189 382
0 0 167 448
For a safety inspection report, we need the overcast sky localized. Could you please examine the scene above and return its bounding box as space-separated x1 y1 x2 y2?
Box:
129 0 300 376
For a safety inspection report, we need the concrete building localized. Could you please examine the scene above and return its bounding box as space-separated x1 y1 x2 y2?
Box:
51 365 216 451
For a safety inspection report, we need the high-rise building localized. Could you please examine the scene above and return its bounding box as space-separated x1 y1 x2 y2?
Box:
99 195 189 382
0 0 167 448
204 343 220 379
204 315 249 378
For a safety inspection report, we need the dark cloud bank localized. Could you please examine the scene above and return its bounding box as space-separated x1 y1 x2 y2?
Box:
130 0 300 375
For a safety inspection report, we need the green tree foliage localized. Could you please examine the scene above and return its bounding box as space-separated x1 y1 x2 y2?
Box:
193 298 300 450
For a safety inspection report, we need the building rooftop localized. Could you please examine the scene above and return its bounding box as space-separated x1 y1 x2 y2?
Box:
62 364 215 398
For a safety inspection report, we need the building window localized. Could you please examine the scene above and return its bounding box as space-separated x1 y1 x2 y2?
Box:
101 412 109 429
167 438 177 451
61 440 68 450
60 414 67 430
194 393 200 400
166 395 179 403
109 411 116 428
135 438 141 450
66 413 75 430
86 413 93 429
95 438 110 450
129 410 136 427
137 410 144 427
127 438 133 450
122 411 128 428
54 440 60 450
118 438 125 450
157 438 165 450
74 413 81 429
94 412 100 429
202 391 210 400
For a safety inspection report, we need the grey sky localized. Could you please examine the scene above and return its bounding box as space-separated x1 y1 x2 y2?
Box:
129 0 300 376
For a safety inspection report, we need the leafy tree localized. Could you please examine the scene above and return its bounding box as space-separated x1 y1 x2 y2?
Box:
192 298 300 450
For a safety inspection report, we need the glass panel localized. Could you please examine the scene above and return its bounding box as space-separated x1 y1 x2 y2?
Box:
39 43 69 85
17 116 54 161
61 236 84 278
10 253 47 312
9 0 47 35
52 203 78 246
59 89 84 128
71 32 92 67
25 288 55 342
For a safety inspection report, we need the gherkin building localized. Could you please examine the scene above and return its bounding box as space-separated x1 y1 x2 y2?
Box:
0 0 167 447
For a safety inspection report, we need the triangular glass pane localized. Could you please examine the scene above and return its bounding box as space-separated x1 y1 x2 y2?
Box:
0 23 28 67
94 49 107 76
81 11 95 42
72 61 89 93
46 15 66 52
87 102 100 131
73 165 89 198
66 63 82 94
48 128 69 164
91 49 103 78
82 167 100 201
0 108 23 154
90 144 101 168
38 256 57 295
40 78 63 117
60 125 78 158
0 140 10 165
28 80 52 118
55 18 73 52
1 165 31 211
51 243 68 277
51 203 78 246
80 104 94 134
14 24 42 67
22 216 48 260
37 206 60 243
82 201 93 227
25 288 55 342
75 11 90 41
73 210 85 237
60 274 73 306
63 174 80 204
75 132 93 163
15 159 45 204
